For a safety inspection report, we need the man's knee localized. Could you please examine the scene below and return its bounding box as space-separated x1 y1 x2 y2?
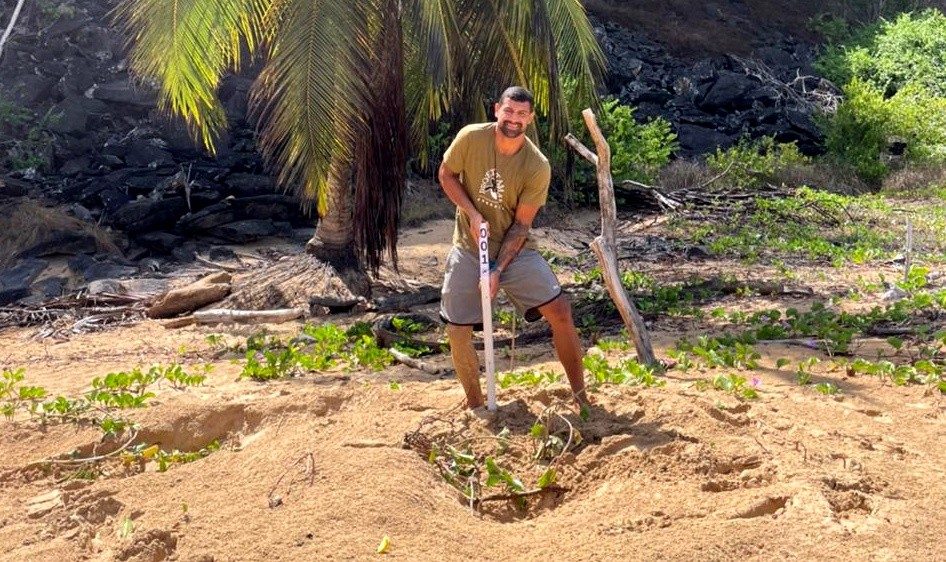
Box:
446 323 474 347
539 295 575 327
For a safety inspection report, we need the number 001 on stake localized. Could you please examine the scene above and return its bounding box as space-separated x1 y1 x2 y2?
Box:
478 221 497 411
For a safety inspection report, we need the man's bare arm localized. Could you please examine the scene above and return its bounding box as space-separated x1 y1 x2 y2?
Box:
494 203 541 273
438 163 482 225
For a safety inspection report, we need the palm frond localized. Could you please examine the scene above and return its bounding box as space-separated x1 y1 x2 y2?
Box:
546 0 606 112
249 0 367 215
351 0 410 273
113 0 268 151
403 0 460 163
457 0 605 141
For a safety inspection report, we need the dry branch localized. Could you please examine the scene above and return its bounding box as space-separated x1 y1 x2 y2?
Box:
192 308 305 325
388 347 444 375
267 452 316 508
569 109 656 365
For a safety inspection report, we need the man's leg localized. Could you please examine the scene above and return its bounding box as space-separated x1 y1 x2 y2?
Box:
446 323 484 409
440 247 486 410
537 294 588 407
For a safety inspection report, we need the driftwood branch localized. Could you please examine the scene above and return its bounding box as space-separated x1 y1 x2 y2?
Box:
192 308 304 325
617 179 682 211
695 160 734 190
388 348 444 375
573 108 657 365
564 133 598 167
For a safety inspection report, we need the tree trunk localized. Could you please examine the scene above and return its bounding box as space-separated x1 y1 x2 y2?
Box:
305 160 371 298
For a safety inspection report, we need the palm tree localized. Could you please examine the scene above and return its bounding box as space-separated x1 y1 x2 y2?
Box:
114 0 604 294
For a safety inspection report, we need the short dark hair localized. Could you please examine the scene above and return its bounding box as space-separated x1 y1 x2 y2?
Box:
498 86 534 110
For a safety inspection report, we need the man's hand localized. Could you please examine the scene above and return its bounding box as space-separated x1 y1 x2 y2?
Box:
488 269 501 300
469 212 485 245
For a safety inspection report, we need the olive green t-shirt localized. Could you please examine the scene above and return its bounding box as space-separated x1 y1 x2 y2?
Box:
442 123 551 260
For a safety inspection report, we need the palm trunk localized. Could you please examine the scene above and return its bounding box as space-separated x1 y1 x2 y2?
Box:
305 159 371 297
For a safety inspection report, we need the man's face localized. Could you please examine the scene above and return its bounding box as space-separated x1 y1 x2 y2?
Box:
495 98 534 139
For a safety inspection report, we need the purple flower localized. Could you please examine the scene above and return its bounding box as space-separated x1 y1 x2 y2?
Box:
750 377 762 388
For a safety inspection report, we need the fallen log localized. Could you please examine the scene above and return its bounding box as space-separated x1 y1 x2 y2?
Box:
192 308 304 325
388 348 445 375
372 286 442 312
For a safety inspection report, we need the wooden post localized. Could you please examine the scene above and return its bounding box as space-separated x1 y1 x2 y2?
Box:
564 109 657 365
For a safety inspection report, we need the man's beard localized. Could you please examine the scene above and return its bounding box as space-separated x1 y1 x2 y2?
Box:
498 121 525 138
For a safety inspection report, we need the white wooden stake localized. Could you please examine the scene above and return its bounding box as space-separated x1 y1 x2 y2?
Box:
478 221 496 411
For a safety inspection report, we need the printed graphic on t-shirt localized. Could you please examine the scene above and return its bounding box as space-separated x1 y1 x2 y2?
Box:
477 169 505 209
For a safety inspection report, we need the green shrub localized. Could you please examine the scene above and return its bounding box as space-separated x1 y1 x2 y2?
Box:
551 89 677 198
822 79 946 183
0 91 56 172
847 10 946 98
706 136 810 188
580 97 677 185
815 9 946 183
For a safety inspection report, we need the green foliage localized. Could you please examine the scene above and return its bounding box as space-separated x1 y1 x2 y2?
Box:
241 322 395 380
573 267 603 285
0 92 56 172
498 368 562 389
391 341 431 357
823 79 946 183
814 21 883 85
619 271 705 317
816 11 946 183
582 354 664 388
575 97 677 186
86 368 161 410
345 321 374 339
160 363 209 389
695 373 760 400
673 186 899 264
898 265 929 292
595 334 632 353
390 316 431 335
847 352 946 392
0 95 32 129
37 0 78 20
415 119 454 176
123 440 221 472
3 364 206 440
494 308 523 331
348 335 393 371
530 422 568 462
154 440 220 472
1 368 45 420
809 13 857 44
242 346 304 381
484 456 525 494
849 10 946 98
706 135 811 188
795 357 821 385
821 80 888 184
675 336 761 370
814 381 842 395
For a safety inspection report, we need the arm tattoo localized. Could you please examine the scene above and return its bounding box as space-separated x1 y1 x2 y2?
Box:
495 221 530 273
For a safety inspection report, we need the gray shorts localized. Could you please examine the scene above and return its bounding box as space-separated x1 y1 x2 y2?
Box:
440 247 562 326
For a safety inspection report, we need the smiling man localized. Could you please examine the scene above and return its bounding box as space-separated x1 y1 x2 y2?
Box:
437 86 588 411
